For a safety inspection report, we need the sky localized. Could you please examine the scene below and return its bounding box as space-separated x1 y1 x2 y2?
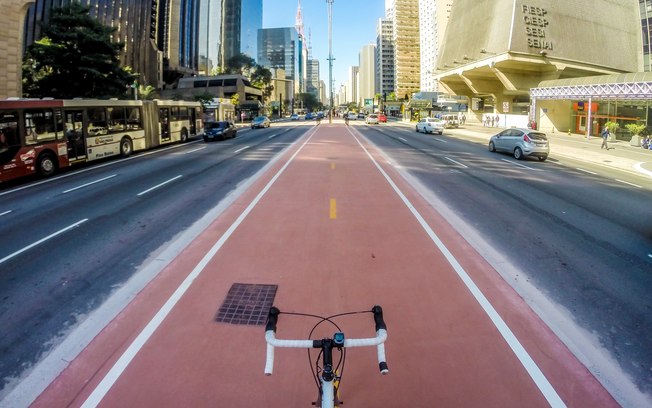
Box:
263 0 386 96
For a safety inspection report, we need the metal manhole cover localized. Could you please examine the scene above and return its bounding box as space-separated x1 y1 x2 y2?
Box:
215 283 278 325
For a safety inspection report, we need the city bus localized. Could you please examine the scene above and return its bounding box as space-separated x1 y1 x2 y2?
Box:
0 99 203 183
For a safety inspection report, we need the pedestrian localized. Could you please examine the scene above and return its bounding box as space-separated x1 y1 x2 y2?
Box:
495 114 500 128
462 114 466 125
491 116 495 127
641 136 650 149
601 124 609 149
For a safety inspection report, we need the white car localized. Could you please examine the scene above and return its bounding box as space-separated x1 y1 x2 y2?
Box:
290 114 299 120
347 112 357 120
365 114 379 124
416 118 445 135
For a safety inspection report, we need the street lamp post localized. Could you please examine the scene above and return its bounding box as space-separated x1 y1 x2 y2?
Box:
327 0 334 123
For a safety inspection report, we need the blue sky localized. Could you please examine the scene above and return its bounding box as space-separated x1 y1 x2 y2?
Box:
263 0 385 95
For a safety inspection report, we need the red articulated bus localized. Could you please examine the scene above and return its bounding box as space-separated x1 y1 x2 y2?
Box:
0 98 203 183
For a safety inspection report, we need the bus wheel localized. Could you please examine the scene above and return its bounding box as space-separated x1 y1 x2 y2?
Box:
120 137 133 157
180 128 189 143
37 152 57 177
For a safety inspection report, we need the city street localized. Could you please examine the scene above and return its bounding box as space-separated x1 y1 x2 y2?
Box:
1 120 650 407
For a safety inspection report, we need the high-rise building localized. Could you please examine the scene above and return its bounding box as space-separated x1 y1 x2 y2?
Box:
22 0 202 88
376 18 395 98
387 0 420 99
221 0 262 68
641 0 652 71
257 27 300 86
345 66 359 105
307 59 320 98
199 0 223 75
419 0 453 92
359 44 376 109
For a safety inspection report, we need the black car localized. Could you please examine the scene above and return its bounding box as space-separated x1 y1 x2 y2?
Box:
203 121 237 141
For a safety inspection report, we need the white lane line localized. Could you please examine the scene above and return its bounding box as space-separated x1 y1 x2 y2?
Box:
268 134 277 139
615 179 642 188
136 175 183 197
444 157 468 168
634 162 652 178
500 159 540 171
0 210 12 217
575 168 598 175
234 145 251 153
184 146 207 154
434 138 447 143
0 219 88 265
351 130 566 408
80 128 319 408
399 137 408 142
62 175 117 194
648 254 652 259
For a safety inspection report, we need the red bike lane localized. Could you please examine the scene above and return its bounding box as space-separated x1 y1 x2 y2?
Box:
32 123 616 407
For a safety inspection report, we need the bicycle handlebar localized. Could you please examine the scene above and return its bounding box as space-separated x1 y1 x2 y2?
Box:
264 306 389 376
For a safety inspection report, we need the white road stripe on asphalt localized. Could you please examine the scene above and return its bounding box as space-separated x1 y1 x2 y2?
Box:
615 179 642 188
137 175 183 196
235 145 251 153
0 219 88 265
0 210 12 217
62 175 117 194
444 157 468 168
575 168 598 175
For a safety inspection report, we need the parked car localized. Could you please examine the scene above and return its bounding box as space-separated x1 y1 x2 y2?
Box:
488 128 549 161
204 121 237 141
305 112 314 120
290 113 299 120
378 113 387 123
415 117 445 135
365 114 379 124
251 115 271 128
441 115 459 129
347 112 357 120
357 112 365 119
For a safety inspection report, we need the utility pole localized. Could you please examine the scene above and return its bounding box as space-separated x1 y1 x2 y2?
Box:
327 0 334 123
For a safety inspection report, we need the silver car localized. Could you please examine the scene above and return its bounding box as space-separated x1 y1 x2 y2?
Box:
488 128 549 161
415 118 445 135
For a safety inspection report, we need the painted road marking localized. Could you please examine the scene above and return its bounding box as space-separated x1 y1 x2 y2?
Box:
576 168 598 175
62 175 117 194
0 219 88 265
235 145 251 153
183 146 207 154
331 162 336 170
615 179 642 188
350 129 566 408
0 210 12 217
444 157 468 168
79 128 319 408
330 199 337 219
137 175 183 197
399 137 408 142
500 159 540 171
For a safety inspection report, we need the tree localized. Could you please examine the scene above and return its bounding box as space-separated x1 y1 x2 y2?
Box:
250 65 274 103
22 2 134 98
225 53 256 76
295 93 320 111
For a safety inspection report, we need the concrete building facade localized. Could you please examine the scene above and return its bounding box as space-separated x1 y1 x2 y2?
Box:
0 0 33 98
434 0 642 123
419 0 454 92
376 18 395 98
358 44 376 109
388 0 420 99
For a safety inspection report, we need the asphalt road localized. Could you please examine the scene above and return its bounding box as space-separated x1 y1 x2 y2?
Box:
0 123 307 396
1 120 651 405
353 121 652 404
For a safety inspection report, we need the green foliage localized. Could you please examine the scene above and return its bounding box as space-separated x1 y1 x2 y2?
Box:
139 85 158 100
295 93 320 111
194 92 215 108
625 123 646 136
231 93 240 106
22 2 135 98
387 92 397 102
225 54 256 75
605 121 620 134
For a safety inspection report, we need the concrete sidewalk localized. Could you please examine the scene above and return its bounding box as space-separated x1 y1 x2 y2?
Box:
396 120 652 179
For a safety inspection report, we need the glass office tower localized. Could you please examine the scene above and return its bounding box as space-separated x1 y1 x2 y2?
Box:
222 0 262 67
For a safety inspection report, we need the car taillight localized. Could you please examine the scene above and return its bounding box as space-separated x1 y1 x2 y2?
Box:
523 135 532 143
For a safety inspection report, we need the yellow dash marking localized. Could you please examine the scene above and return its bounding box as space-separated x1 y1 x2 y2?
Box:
330 199 337 219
